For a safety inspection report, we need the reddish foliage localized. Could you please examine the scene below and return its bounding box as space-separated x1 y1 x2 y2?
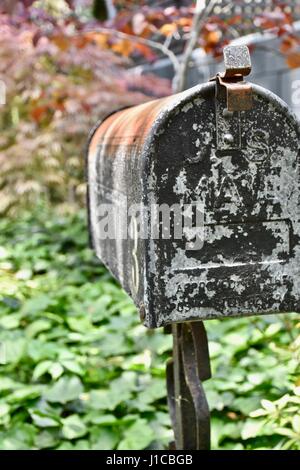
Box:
2 2 299 65
0 6 171 213
280 34 300 68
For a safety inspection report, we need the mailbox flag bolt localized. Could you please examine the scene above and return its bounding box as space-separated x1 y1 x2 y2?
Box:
224 133 234 145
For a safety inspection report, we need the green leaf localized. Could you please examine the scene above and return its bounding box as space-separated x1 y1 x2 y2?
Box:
67 316 93 333
0 313 22 330
0 403 10 425
90 427 118 450
26 319 52 338
98 333 131 357
88 390 115 411
30 410 60 428
44 377 83 404
62 415 87 440
265 323 282 337
247 372 265 386
0 437 29 450
89 295 112 322
27 340 58 362
223 332 248 351
0 403 10 417
118 419 155 450
8 386 42 404
86 413 117 425
0 377 22 392
49 362 64 380
261 399 277 413
34 430 60 449
21 295 53 316
241 419 264 439
208 341 222 358
56 442 74 450
276 427 297 438
136 378 166 407
32 361 53 380
0 246 9 259
61 359 84 376
73 440 91 450
1 338 27 364
292 415 300 434
0 423 37 449
232 396 262 414
89 373 136 411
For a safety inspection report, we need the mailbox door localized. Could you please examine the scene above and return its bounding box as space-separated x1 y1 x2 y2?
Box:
145 83 300 327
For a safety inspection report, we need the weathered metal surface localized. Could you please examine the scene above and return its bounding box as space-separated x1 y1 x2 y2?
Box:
87 49 300 329
215 74 253 112
223 45 252 78
166 321 211 450
212 46 253 112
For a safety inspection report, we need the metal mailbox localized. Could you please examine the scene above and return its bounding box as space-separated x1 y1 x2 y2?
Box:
87 46 300 329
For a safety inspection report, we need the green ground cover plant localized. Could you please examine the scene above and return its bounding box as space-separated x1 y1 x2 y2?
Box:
0 209 299 450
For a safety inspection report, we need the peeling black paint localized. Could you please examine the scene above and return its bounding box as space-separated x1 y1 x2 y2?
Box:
87 81 300 328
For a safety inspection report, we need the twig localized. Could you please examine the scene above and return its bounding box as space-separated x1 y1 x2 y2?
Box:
104 0 117 20
172 0 218 93
163 32 175 51
84 26 180 76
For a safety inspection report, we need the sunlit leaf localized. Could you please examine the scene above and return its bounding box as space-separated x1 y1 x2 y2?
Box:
62 415 87 440
44 377 83 404
118 419 155 450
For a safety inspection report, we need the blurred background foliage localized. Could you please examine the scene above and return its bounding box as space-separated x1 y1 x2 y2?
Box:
0 0 300 450
0 1 171 214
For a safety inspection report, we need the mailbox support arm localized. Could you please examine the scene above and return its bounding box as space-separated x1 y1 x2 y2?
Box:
166 321 211 450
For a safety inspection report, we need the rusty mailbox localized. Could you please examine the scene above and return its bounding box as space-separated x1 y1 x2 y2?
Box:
87 45 300 329
86 45 300 450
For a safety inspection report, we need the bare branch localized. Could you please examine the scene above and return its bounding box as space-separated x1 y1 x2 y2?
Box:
84 26 180 76
172 0 218 93
105 0 117 20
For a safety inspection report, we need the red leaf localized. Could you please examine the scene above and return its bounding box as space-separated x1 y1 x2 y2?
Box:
31 105 48 123
134 43 156 61
286 51 300 69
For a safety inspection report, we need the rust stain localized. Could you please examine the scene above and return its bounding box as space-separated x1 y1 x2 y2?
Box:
89 95 175 156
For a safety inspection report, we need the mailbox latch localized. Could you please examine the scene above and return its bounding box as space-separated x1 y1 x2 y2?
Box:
212 45 253 150
213 45 253 112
